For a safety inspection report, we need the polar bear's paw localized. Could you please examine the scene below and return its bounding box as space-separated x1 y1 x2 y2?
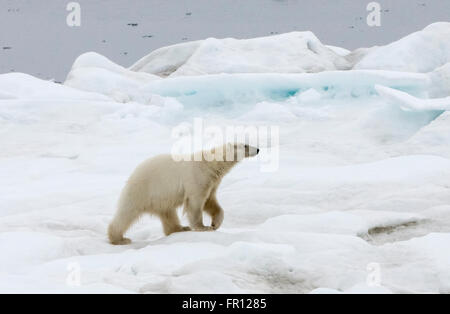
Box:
194 226 215 232
166 226 192 235
211 210 224 230
111 237 132 245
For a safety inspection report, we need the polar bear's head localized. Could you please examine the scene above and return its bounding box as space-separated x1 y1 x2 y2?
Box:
225 143 259 161
203 143 259 163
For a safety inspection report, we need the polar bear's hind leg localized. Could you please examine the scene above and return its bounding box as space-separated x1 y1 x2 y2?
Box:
108 206 142 245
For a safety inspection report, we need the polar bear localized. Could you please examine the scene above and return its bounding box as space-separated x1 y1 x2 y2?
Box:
108 143 259 245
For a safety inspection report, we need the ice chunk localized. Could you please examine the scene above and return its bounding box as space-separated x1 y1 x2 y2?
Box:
0 72 109 101
130 32 351 77
375 85 450 111
325 45 351 56
344 47 378 65
295 88 322 103
429 63 450 98
143 71 429 107
130 40 202 77
64 52 160 103
406 111 450 150
355 22 450 73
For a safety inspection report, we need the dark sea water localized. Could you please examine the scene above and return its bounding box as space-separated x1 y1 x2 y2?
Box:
0 0 449 81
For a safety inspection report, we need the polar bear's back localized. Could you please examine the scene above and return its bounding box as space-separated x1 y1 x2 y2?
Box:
119 154 187 214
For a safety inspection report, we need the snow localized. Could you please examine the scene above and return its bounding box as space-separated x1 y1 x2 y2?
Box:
65 52 160 103
130 32 351 77
355 22 450 73
1 23 450 294
259 210 423 237
0 72 110 101
311 284 393 294
375 84 450 111
429 63 450 98
325 45 351 57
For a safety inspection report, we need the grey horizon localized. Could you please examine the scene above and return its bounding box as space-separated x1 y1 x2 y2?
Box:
0 0 449 81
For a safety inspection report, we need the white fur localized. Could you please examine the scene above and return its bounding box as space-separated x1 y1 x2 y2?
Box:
108 143 258 244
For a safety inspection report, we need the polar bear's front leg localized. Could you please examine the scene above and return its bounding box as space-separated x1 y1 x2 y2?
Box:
204 195 224 230
185 196 214 232
159 210 191 236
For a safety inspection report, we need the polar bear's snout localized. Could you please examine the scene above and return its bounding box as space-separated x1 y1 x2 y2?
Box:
228 143 259 160
244 144 260 157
